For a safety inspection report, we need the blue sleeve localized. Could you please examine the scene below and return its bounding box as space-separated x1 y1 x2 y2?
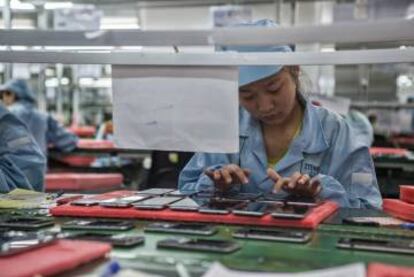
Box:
318 121 382 209
46 115 79 152
178 152 237 194
0 115 46 192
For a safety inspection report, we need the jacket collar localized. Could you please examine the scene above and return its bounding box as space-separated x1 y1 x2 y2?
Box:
239 100 329 171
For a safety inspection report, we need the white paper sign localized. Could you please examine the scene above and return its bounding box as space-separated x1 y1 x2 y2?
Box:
112 66 239 153
203 262 366 277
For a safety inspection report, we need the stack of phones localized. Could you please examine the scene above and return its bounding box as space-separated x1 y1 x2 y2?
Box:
145 222 217 235
337 237 414 255
0 231 56 256
233 201 312 219
64 232 144 247
61 219 135 231
233 228 312 243
0 217 54 230
157 237 240 253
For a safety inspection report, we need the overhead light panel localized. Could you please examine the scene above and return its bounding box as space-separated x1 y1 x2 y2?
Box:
44 1 73 10
10 0 35 10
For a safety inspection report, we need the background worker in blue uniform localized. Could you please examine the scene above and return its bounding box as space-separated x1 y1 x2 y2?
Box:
178 19 382 209
0 79 79 156
0 103 46 192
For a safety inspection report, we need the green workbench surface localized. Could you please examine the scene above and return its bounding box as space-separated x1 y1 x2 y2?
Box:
1 208 414 276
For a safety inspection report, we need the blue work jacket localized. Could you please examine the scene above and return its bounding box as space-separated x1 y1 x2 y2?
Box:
179 101 382 209
0 104 46 192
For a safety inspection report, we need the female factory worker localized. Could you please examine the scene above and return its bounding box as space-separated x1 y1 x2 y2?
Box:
0 103 46 192
178 20 382 209
0 79 78 156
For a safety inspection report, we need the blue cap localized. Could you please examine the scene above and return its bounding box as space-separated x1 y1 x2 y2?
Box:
0 79 36 103
218 19 292 87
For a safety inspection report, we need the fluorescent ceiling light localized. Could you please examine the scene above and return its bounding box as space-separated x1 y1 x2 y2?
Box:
44 1 73 10
10 0 35 10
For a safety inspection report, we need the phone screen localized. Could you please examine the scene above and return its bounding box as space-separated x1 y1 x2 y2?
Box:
233 201 283 216
100 195 150 207
233 228 311 242
199 199 247 214
168 197 207 211
0 218 54 229
157 237 240 253
337 238 414 254
270 204 311 219
134 196 182 209
62 219 134 231
137 188 175 196
145 222 217 235
219 192 263 201
68 233 144 247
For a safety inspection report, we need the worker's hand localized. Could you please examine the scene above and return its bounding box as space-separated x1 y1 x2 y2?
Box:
267 168 322 198
205 164 251 192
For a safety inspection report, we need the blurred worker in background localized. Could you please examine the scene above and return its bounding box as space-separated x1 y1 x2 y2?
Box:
0 79 79 156
0 102 46 192
178 19 382 209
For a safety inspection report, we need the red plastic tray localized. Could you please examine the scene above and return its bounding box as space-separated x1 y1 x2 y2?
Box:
383 198 414 222
55 155 96 167
46 173 123 191
50 191 338 229
368 263 414 277
0 239 111 277
400 185 414 204
77 139 114 149
67 126 96 137
369 147 408 157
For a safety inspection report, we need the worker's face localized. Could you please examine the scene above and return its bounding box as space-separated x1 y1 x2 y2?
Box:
0 90 16 106
239 67 298 126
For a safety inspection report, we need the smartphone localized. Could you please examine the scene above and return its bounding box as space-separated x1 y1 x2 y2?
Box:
71 197 104 207
66 232 144 247
166 190 196 197
218 192 263 201
0 217 54 230
233 228 312 243
137 188 175 196
133 196 183 210
337 237 414 255
61 219 135 231
233 201 283 217
145 222 217 236
157 237 241 253
0 231 56 256
99 195 150 208
198 199 248 215
270 204 312 219
342 217 380 227
168 197 207 211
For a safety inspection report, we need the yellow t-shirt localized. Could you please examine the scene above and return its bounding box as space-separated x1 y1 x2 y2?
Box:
267 121 302 168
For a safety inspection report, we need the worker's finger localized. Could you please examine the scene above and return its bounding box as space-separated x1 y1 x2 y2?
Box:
220 168 232 184
288 172 302 189
267 168 281 182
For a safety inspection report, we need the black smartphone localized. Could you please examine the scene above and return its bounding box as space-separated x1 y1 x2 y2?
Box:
145 222 217 236
99 195 150 208
198 199 248 215
337 237 414 255
66 232 144 247
219 192 263 201
270 204 312 219
232 201 283 217
61 219 135 231
0 217 54 230
342 217 380 227
0 231 56 256
133 196 183 210
137 188 175 196
71 197 104 207
157 237 241 253
233 228 312 243
168 197 207 211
